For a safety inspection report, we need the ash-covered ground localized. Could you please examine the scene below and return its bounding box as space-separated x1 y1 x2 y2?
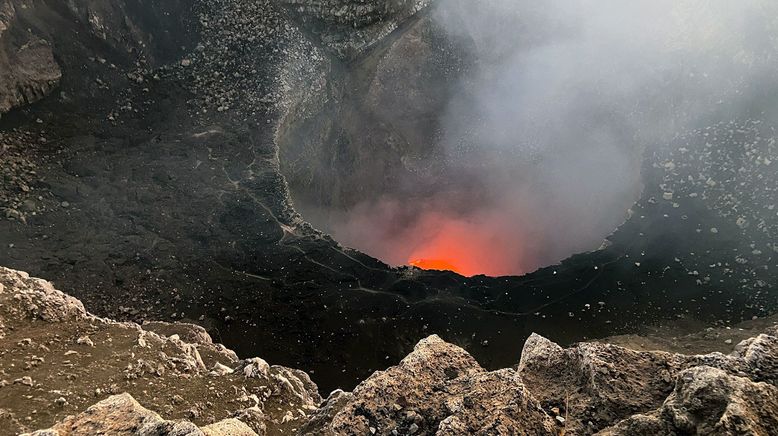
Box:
0 0 776 394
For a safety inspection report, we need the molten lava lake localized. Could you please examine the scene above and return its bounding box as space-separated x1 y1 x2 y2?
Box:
403 213 528 277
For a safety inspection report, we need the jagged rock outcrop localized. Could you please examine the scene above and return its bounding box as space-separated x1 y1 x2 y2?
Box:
518 335 776 434
517 331 778 435
300 335 557 435
300 327 778 435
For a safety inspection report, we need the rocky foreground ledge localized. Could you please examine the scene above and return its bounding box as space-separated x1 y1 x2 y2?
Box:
0 267 776 435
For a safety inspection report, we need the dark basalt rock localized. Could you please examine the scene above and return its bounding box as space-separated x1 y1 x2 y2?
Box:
0 0 195 117
279 0 433 59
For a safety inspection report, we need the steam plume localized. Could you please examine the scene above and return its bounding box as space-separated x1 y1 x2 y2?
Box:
327 0 778 276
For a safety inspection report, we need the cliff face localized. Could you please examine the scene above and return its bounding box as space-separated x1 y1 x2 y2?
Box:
0 0 194 117
0 1 60 116
2 266 776 435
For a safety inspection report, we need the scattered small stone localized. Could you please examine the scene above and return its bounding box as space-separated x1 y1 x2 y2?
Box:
211 362 234 376
14 376 33 386
77 336 94 347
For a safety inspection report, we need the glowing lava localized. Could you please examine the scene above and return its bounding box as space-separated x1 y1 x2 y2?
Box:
408 258 461 274
406 212 525 277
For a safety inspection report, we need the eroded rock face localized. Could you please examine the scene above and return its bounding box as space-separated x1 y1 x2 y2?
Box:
518 331 778 435
278 8 477 223
301 335 557 435
0 31 61 116
601 367 778 435
0 0 193 117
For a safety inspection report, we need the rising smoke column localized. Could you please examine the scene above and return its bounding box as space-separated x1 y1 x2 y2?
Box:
329 0 778 276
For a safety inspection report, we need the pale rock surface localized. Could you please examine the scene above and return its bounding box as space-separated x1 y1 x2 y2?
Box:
25 393 260 436
0 266 318 435
599 366 778 435
301 335 557 435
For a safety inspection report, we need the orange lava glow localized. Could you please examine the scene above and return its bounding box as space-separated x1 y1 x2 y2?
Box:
408 258 461 273
406 212 525 277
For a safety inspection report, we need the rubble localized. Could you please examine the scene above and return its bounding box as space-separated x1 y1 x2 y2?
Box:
0 266 319 435
1 266 777 435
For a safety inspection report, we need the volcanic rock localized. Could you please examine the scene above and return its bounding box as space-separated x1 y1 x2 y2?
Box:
0 35 61 116
201 418 258 436
279 0 433 59
2 266 778 435
142 320 213 343
300 335 557 435
25 393 261 436
600 366 778 435
0 266 318 435
26 393 199 436
518 330 778 434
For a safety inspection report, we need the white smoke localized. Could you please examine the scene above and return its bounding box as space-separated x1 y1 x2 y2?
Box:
328 0 778 275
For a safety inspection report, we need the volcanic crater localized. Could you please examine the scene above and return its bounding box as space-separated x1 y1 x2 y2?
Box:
0 0 776 398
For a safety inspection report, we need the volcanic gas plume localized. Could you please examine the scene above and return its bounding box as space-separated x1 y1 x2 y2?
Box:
292 0 778 278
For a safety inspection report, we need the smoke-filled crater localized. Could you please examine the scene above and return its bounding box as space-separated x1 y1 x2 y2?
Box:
278 1 762 277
